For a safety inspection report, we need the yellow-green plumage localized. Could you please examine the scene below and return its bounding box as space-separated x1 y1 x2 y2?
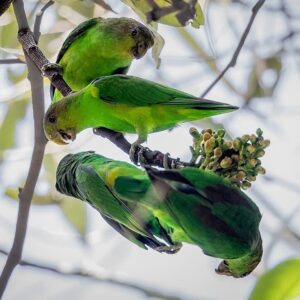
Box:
56 151 262 277
56 152 181 252
51 17 154 101
44 75 238 145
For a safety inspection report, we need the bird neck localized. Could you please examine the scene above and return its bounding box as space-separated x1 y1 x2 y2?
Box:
64 86 106 133
225 236 263 277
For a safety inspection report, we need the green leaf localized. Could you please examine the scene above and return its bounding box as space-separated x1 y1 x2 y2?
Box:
245 55 282 103
0 47 25 60
0 17 18 48
249 258 300 300
5 188 61 205
7 65 27 83
0 97 29 160
59 196 87 237
151 29 165 68
122 0 204 28
43 153 59 184
57 0 94 19
90 0 116 13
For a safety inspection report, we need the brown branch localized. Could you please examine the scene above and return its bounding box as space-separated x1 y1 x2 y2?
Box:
200 0 265 98
0 59 25 64
0 249 187 300
0 0 48 298
93 128 190 168
18 28 72 97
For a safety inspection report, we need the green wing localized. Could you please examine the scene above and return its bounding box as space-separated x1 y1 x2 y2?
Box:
95 75 238 110
178 167 262 238
146 167 256 258
56 18 100 64
113 175 151 202
99 213 166 250
76 165 159 240
50 18 99 98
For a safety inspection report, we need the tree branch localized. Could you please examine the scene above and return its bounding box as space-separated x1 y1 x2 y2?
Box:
17 28 72 97
93 128 189 168
0 0 48 298
0 59 24 64
33 0 55 42
0 248 186 300
200 0 265 98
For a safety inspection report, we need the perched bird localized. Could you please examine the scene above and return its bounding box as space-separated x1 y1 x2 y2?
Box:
56 151 182 253
56 151 262 277
44 75 238 147
51 17 154 101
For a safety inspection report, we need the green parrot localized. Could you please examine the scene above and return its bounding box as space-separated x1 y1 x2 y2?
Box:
56 151 262 277
44 75 238 146
51 17 154 101
56 151 181 253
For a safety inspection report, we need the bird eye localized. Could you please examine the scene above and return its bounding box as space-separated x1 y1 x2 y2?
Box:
131 28 138 37
48 115 56 124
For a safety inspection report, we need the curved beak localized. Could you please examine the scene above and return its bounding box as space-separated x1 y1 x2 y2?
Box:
215 260 231 276
132 41 149 59
58 128 76 144
131 26 154 59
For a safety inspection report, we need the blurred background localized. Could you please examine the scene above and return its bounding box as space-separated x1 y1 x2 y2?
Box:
0 0 300 299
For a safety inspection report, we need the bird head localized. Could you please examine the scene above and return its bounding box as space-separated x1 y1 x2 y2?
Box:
129 21 154 59
43 101 76 145
106 17 154 60
215 237 263 278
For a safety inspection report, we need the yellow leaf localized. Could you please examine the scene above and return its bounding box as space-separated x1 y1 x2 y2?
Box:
122 0 204 28
5 188 61 205
59 196 87 237
249 259 300 300
0 97 29 160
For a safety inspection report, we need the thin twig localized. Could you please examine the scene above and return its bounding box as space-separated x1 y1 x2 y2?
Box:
0 0 48 298
33 0 55 42
0 249 187 300
250 188 300 242
200 0 265 98
0 58 25 64
263 204 300 269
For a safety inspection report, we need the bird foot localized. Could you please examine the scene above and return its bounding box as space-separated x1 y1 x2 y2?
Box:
41 63 63 76
137 146 152 167
129 142 141 165
129 143 150 167
163 153 170 169
155 242 182 254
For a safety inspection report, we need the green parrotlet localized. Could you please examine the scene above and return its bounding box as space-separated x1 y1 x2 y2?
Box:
56 151 262 277
44 75 238 145
56 151 181 253
51 17 154 101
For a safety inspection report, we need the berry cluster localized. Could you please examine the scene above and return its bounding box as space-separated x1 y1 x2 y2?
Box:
189 127 270 189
